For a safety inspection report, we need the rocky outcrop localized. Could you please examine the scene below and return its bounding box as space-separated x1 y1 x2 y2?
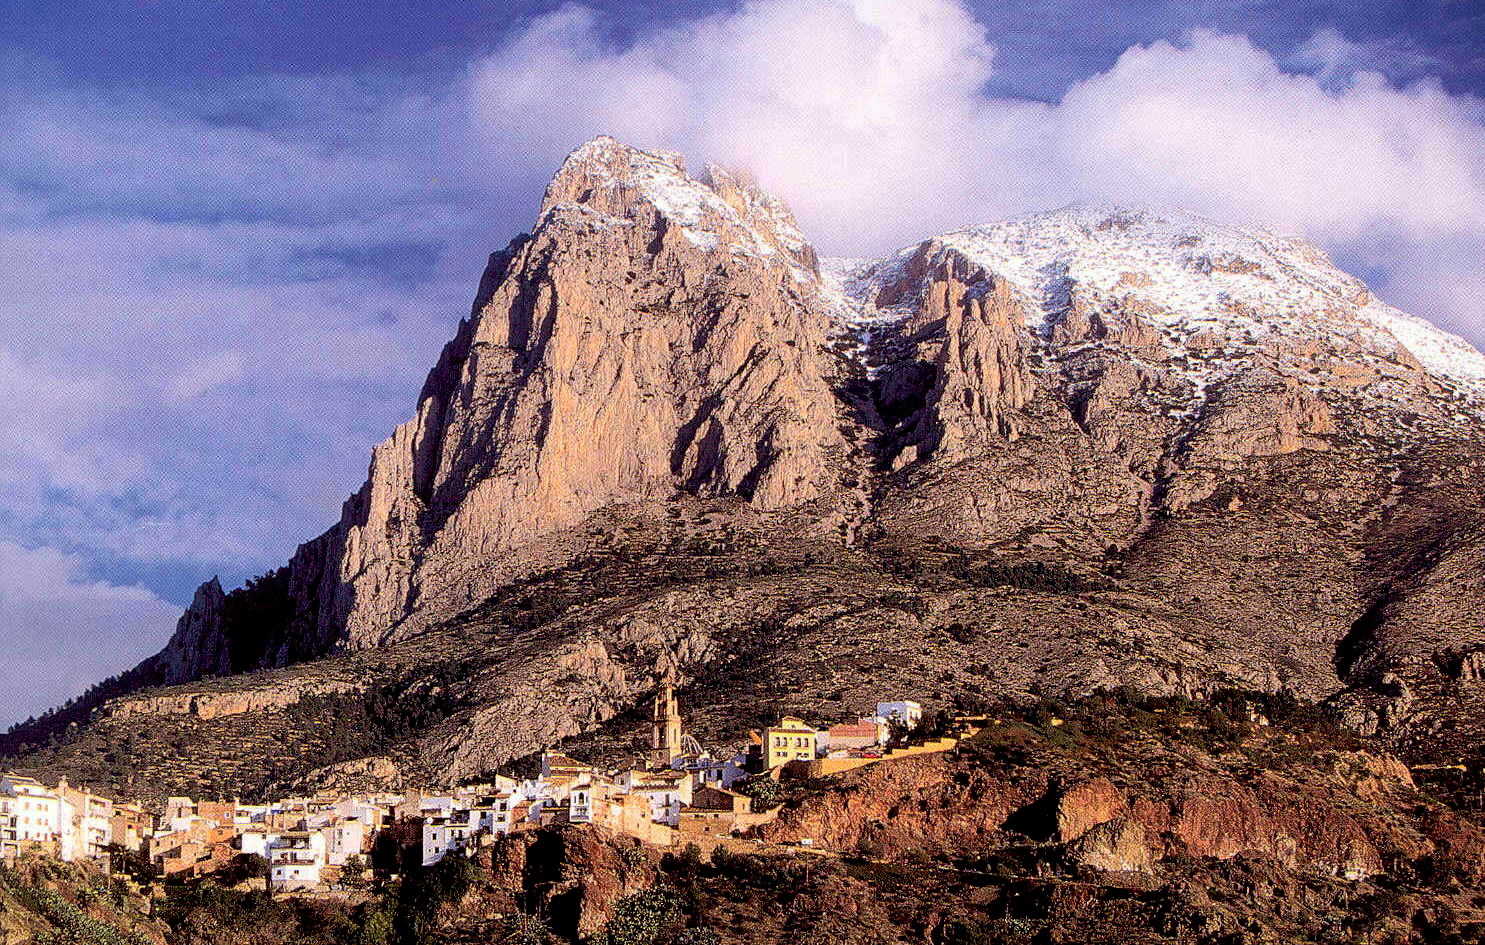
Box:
275 137 853 652
908 251 1036 455
99 676 361 721
757 755 1042 856
483 825 658 940
1068 816 1154 873
155 579 230 685
283 756 402 798
760 742 1421 882
1054 777 1127 843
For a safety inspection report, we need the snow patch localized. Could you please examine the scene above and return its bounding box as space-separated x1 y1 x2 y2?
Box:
919 205 1485 394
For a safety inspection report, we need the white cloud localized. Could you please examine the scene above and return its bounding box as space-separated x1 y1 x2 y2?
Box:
167 350 246 401
1057 31 1485 240
0 541 179 727
1292 27 1445 88
0 86 483 579
466 2 1485 339
468 0 1030 249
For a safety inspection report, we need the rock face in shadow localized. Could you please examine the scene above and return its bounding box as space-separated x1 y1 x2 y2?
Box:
484 826 658 941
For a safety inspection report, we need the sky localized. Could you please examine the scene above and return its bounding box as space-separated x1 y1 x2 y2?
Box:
0 0 1482 726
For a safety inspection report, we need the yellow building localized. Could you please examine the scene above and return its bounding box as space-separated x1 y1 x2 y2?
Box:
764 717 818 769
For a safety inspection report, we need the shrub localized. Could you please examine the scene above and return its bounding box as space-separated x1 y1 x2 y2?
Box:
354 905 395 945
393 852 480 945
952 560 1094 594
505 913 552 945
662 843 704 880
592 887 684 945
734 777 783 811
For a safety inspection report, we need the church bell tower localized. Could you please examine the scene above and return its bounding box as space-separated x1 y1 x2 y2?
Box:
650 680 684 768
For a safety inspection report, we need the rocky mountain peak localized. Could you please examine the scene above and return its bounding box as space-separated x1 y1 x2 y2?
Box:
157 577 228 685
884 205 1484 395
268 137 854 650
539 136 818 276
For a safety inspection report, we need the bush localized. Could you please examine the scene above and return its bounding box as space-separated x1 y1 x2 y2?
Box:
341 854 368 887
592 887 684 945
354 905 395 945
710 850 832 892
393 852 480 945
504 913 553 945
952 559 1094 594
734 777 783 811
662 843 704 880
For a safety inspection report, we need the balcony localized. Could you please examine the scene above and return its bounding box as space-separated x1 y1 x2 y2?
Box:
271 854 321 865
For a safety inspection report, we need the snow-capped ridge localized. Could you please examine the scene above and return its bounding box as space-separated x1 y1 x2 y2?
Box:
825 204 1485 394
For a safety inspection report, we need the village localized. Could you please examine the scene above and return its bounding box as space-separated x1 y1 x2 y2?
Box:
0 687 979 895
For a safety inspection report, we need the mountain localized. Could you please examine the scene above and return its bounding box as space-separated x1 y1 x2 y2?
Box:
6 136 1485 800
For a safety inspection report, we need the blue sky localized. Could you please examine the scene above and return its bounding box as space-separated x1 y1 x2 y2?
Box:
1 0 1482 725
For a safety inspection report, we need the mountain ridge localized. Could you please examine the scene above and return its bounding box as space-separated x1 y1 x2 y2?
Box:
7 136 1485 803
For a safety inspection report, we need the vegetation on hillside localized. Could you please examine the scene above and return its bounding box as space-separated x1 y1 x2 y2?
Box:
0 855 162 945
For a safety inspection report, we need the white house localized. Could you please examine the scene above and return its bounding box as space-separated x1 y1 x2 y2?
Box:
675 752 748 790
60 784 113 860
568 784 595 824
268 831 327 891
329 797 387 831
419 795 458 819
238 827 269 858
422 810 477 866
421 790 532 865
234 804 270 828
326 819 367 866
875 701 923 728
161 796 199 835
0 774 72 861
639 787 686 827
619 770 693 827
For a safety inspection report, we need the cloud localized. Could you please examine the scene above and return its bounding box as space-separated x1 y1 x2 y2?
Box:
1058 32 1485 240
0 541 179 727
1291 27 1446 89
167 351 246 401
468 0 1029 249
0 68 488 593
467 2 1485 337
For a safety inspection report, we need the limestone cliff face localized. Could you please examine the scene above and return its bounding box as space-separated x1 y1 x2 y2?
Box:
861 240 1156 553
884 243 1036 456
155 579 229 685
283 138 852 650
826 207 1485 577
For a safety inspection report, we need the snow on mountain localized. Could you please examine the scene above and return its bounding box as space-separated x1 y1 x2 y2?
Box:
824 205 1485 398
547 137 816 279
